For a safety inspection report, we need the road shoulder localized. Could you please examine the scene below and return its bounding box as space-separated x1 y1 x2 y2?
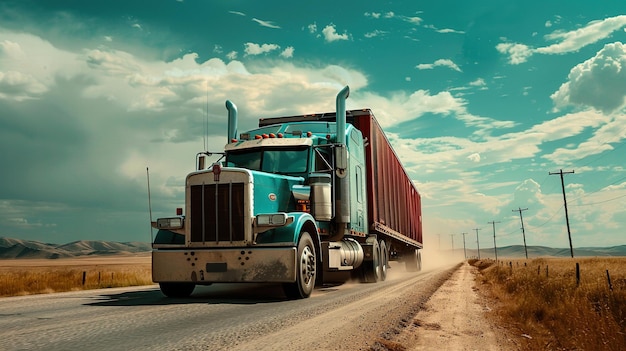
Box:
389 262 518 351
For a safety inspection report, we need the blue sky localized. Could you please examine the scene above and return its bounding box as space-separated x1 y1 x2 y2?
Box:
0 1 625 251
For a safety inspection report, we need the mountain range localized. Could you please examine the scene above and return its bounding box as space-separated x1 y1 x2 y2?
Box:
2 237 625 260
456 244 626 259
0 237 152 259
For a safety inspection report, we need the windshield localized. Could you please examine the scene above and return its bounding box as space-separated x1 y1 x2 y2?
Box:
226 148 309 174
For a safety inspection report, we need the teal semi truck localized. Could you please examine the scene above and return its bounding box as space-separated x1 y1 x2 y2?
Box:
152 86 423 299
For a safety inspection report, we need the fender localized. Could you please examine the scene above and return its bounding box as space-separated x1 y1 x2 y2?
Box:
256 212 321 256
153 229 185 245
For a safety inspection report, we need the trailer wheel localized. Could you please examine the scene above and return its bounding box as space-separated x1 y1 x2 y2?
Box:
379 240 388 281
283 231 316 299
362 239 381 283
159 282 195 298
405 249 422 272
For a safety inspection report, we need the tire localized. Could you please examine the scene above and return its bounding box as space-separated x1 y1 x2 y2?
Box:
405 249 421 272
362 239 381 283
159 282 195 298
417 250 422 271
379 240 388 281
283 231 316 299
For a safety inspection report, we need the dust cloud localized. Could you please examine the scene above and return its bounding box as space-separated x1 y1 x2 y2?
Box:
420 248 465 271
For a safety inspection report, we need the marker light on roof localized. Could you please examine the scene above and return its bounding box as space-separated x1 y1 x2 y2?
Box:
269 133 276 138
255 134 262 139
278 133 284 138
231 138 237 143
307 131 312 137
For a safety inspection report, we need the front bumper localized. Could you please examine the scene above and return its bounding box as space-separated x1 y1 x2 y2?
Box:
152 247 297 283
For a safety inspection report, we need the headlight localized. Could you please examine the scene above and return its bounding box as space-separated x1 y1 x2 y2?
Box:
156 217 184 229
256 213 293 227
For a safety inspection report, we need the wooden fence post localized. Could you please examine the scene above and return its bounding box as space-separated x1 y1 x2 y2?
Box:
82 271 86 286
607 270 613 291
575 263 580 286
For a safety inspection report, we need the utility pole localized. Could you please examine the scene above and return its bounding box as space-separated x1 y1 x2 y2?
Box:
513 207 529 259
461 232 467 259
550 169 575 258
473 228 481 259
450 234 455 254
488 221 500 261
437 233 441 251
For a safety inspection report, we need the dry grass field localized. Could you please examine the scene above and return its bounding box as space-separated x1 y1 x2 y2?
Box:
472 257 626 351
0 254 153 297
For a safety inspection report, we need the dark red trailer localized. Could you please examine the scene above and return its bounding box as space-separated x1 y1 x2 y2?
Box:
349 110 423 254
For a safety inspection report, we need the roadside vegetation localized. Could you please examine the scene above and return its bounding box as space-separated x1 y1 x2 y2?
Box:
471 257 626 350
0 263 152 297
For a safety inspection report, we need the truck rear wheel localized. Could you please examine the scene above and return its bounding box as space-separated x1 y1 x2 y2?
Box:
283 231 316 299
159 282 195 298
405 249 422 272
362 239 381 283
379 240 388 281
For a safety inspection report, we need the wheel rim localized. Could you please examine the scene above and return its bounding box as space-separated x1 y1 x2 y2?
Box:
300 245 315 286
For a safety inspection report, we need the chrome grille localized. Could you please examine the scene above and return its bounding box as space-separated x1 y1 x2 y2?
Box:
190 183 245 243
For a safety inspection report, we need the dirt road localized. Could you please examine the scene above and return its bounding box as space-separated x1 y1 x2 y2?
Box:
0 261 458 351
391 262 517 350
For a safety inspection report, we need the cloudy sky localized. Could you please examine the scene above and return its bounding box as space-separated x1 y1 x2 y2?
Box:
1 1 625 252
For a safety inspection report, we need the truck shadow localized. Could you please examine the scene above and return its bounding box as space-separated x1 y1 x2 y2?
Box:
84 283 292 307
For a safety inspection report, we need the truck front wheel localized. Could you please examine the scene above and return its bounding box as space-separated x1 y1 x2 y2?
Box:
159 282 195 298
283 231 316 299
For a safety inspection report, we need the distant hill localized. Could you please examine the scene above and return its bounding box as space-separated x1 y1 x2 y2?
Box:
0 237 151 259
462 244 626 259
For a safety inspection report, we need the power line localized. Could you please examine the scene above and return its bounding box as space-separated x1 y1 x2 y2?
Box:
572 193 626 206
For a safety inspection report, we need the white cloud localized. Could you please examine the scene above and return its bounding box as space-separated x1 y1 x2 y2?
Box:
416 58 462 72
322 24 349 42
364 30 387 38
252 18 280 29
364 12 381 19
0 70 48 100
402 16 423 25
280 46 294 58
498 15 626 64
551 42 626 113
538 15 626 55
226 51 238 60
244 42 280 56
469 78 486 87
467 153 481 162
496 43 533 64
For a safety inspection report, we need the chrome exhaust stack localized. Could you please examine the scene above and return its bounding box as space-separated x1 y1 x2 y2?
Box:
226 100 238 142
334 86 351 230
